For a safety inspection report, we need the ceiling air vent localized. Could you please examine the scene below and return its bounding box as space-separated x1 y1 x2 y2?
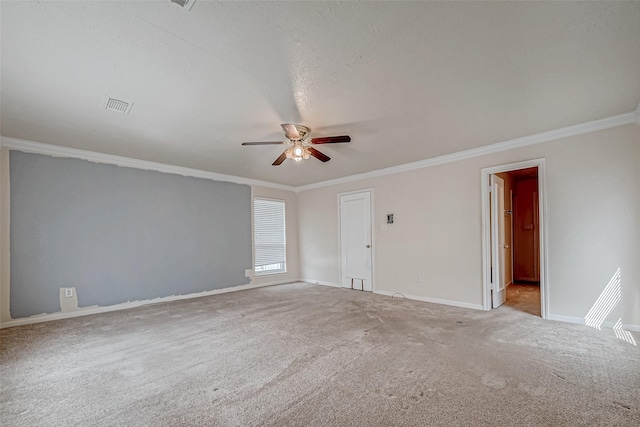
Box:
171 0 196 10
104 97 133 114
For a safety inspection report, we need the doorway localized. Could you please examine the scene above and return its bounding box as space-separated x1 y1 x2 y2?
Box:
496 167 541 316
339 190 373 292
481 159 548 318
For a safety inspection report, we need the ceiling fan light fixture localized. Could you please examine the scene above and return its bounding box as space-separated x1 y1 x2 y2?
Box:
286 143 310 162
300 145 311 161
285 146 295 160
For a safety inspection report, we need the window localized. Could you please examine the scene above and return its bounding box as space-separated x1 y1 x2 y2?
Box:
253 198 286 275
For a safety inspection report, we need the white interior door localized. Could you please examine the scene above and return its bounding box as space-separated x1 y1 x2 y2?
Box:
491 175 507 308
340 192 372 291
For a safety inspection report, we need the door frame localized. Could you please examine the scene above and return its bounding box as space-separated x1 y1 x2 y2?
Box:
481 158 549 318
337 188 375 292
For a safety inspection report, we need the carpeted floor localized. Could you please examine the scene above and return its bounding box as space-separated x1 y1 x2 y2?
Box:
1 282 638 426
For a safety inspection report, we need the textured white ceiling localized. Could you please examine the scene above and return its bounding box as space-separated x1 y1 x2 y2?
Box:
1 1 639 186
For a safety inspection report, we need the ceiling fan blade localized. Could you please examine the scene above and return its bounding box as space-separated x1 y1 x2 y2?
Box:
241 141 283 146
281 123 301 140
308 147 331 162
272 150 288 166
310 135 351 144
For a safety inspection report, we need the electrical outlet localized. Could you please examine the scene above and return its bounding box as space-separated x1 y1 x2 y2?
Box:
64 288 73 298
244 269 253 278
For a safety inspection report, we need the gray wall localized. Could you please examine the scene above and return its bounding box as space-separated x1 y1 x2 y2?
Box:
10 151 251 318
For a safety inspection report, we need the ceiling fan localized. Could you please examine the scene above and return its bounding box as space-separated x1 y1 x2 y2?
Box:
242 124 351 166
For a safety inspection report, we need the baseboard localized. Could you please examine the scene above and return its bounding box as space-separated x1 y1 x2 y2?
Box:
618 323 639 332
547 314 640 332
547 314 584 325
300 279 341 288
373 290 484 311
0 281 287 329
250 277 300 288
505 281 513 288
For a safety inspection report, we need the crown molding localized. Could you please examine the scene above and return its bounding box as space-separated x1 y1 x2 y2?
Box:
0 137 297 192
1 110 635 194
294 111 637 192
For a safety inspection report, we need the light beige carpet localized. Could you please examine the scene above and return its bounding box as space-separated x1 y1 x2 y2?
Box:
1 282 638 426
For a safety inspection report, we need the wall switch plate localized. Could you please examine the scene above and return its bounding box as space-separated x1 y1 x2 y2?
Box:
64 288 73 298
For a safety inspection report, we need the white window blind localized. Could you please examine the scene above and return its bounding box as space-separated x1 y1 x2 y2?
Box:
254 198 286 274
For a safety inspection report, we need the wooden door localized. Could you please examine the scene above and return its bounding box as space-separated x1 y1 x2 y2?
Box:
513 178 540 282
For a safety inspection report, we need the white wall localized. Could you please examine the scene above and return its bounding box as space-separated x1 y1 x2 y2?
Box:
298 124 640 327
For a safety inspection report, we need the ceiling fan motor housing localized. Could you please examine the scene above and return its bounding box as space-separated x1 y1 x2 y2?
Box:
292 125 310 140
285 142 310 161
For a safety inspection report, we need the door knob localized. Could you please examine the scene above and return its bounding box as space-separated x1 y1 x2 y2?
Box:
504 245 509 249
366 244 371 248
